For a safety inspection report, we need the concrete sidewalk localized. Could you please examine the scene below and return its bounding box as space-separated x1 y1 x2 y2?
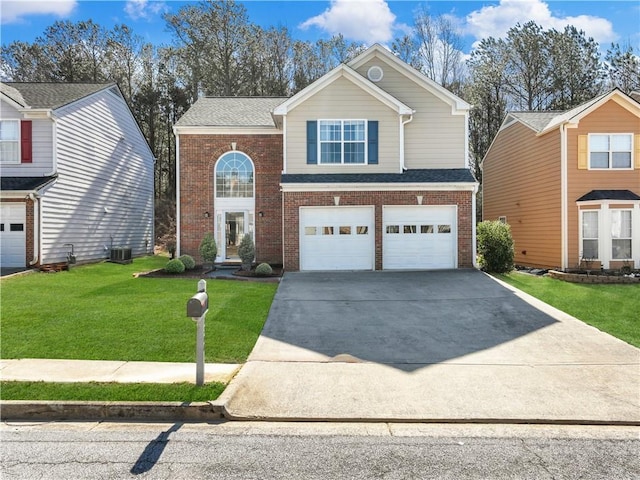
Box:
1 359 240 384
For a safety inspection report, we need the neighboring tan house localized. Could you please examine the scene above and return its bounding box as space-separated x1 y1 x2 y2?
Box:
482 88 640 271
174 44 478 271
0 82 155 269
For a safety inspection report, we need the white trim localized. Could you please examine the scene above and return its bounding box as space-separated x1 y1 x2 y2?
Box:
0 119 21 165
175 134 181 257
214 150 256 200
560 124 568 270
281 182 478 193
173 126 281 135
472 192 478 268
282 115 287 174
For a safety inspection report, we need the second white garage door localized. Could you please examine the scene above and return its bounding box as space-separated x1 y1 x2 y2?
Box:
383 205 457 270
300 206 374 271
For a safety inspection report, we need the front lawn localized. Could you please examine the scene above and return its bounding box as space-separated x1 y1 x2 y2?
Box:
0 256 278 363
0 381 225 401
495 272 640 348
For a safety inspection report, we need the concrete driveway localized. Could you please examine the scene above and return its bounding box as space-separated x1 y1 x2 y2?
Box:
217 270 640 423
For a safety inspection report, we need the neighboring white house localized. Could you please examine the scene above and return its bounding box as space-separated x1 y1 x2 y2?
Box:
0 82 155 268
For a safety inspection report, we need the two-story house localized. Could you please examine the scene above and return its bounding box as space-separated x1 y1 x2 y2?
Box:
174 44 478 271
482 89 640 271
0 82 155 269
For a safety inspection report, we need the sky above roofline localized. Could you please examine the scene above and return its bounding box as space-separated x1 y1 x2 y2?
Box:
1 0 638 54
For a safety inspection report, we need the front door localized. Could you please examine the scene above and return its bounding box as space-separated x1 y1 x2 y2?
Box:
225 211 246 260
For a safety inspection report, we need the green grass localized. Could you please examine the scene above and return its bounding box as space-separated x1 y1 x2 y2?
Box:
0 381 224 401
0 256 278 363
495 272 640 348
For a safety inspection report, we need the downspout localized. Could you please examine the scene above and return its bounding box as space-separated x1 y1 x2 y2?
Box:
175 132 181 258
280 115 287 270
472 183 479 268
560 124 568 270
400 113 414 172
282 116 287 174
28 192 40 266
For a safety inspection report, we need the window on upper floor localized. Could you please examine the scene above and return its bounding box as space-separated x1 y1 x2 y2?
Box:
215 151 254 198
319 120 366 164
0 120 20 164
589 134 632 169
307 120 378 166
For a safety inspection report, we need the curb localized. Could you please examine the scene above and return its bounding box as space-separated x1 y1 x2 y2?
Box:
0 401 225 422
3 401 639 426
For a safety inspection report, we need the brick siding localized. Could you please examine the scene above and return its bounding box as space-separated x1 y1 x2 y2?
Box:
179 134 283 265
283 190 474 271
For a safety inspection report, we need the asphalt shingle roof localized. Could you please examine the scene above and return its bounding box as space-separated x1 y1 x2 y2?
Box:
2 82 113 109
175 97 288 127
577 190 640 202
281 169 476 184
0 176 57 191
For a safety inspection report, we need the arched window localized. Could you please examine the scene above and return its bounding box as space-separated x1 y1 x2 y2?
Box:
215 151 254 198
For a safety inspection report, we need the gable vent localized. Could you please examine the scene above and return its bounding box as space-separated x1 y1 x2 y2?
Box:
367 65 384 82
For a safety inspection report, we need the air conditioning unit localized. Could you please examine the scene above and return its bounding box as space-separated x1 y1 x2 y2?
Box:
109 247 132 264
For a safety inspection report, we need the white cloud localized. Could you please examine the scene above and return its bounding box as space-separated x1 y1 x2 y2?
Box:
299 0 396 45
0 0 77 24
124 0 168 21
465 0 617 46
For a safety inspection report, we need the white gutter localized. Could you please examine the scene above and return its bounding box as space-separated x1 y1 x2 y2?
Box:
175 134 181 257
282 116 287 174
560 123 568 270
400 114 414 172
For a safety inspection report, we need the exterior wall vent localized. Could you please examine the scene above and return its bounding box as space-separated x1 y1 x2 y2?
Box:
367 65 384 82
109 247 132 264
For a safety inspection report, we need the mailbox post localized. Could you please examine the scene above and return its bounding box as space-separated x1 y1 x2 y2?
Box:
187 279 208 386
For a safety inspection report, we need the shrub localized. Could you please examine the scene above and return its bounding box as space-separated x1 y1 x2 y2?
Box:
255 263 273 276
178 254 195 270
165 258 185 274
477 220 514 273
238 233 255 271
199 233 217 266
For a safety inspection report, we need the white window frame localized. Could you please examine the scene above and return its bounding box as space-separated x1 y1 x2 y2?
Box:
588 133 633 170
0 120 20 164
580 210 599 260
611 209 632 260
318 119 368 165
214 151 255 199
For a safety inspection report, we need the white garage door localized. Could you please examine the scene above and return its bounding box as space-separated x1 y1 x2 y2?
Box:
0 203 26 268
300 206 374 271
383 205 456 270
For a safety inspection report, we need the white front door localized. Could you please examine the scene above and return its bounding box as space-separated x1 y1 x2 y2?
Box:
299 206 375 271
0 203 26 268
383 205 457 270
215 209 254 262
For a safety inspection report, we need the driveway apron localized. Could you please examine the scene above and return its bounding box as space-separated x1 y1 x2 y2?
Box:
218 270 640 423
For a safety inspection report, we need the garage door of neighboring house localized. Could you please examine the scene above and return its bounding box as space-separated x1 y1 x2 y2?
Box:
383 205 457 270
300 206 375 271
0 203 26 268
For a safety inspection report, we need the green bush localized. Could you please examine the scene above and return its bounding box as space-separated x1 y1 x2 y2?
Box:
178 254 195 270
165 258 185 274
199 233 217 266
238 233 255 271
477 220 514 273
255 263 273 276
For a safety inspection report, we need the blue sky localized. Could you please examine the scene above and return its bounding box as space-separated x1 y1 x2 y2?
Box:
1 0 639 53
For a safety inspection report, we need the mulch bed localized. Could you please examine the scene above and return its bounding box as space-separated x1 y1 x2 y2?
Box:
135 265 283 280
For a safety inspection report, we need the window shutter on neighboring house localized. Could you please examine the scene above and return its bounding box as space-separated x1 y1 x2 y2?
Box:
577 135 588 169
307 121 317 165
368 120 378 164
635 134 640 169
20 120 32 163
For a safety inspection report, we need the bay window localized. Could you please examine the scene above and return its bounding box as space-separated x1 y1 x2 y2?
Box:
611 210 632 259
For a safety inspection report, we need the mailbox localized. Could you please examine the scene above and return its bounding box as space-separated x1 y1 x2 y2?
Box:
187 292 208 318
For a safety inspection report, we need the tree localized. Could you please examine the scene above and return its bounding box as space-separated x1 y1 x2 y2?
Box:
606 42 640 93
